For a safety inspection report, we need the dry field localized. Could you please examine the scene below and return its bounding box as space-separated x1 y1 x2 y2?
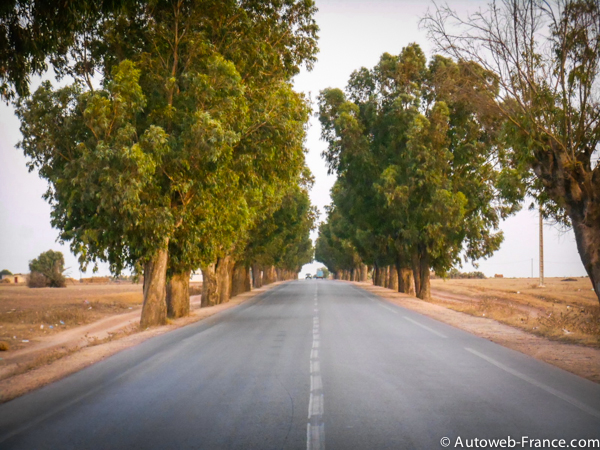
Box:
0 284 144 352
430 277 600 347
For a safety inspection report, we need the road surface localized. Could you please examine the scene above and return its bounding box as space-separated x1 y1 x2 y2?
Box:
0 280 599 449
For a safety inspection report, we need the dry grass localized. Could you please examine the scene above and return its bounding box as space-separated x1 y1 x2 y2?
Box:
430 277 600 347
0 284 143 351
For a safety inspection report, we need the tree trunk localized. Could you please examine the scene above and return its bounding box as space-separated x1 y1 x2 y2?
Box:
201 264 218 307
359 264 368 282
231 262 251 297
264 265 277 284
166 270 190 319
216 255 235 304
411 250 431 300
244 265 252 291
533 141 600 304
570 211 600 302
141 245 169 328
389 266 399 291
384 266 390 288
419 256 431 300
251 263 262 289
411 253 422 298
398 267 415 296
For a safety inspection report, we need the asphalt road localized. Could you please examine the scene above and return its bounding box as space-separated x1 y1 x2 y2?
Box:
0 280 599 449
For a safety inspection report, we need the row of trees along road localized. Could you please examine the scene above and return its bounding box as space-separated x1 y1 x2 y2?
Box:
316 43 521 300
1 0 319 326
317 0 600 305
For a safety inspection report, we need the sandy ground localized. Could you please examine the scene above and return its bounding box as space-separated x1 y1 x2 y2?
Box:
429 277 600 347
352 281 600 384
0 284 145 351
0 282 285 403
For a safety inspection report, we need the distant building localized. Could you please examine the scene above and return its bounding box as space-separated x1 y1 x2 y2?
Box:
1 273 28 284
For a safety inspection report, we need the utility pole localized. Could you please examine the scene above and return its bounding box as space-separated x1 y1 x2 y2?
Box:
539 204 544 287
531 258 533 278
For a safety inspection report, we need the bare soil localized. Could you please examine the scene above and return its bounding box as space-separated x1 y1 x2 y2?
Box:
430 277 600 347
0 283 144 351
352 279 600 384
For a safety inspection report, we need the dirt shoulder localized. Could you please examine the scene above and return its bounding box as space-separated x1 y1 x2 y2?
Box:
351 281 600 384
0 281 286 403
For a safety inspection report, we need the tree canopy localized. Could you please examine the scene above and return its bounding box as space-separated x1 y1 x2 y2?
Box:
317 44 520 298
11 0 319 325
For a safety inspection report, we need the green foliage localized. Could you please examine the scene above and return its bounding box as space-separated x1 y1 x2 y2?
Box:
0 269 12 276
317 43 520 288
446 268 486 280
244 183 317 272
28 250 66 288
14 0 319 284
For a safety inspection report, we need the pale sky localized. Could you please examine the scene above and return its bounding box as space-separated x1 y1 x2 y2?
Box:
0 0 588 280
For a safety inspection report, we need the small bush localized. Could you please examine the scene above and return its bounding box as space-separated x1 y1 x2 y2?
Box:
28 250 66 288
0 341 10 351
447 268 487 279
28 271 50 288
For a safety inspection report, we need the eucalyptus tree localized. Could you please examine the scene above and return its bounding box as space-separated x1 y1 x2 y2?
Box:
319 44 519 299
14 0 319 326
241 180 316 290
423 0 600 302
314 206 364 280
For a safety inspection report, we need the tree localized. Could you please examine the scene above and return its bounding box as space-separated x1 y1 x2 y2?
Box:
318 44 519 299
314 207 364 281
242 181 317 290
15 0 318 326
0 269 11 277
28 250 66 288
0 0 131 101
423 0 600 302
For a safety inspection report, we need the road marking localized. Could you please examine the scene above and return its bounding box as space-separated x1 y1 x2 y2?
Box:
311 374 323 391
465 347 600 420
403 316 447 338
310 360 321 374
378 303 399 314
309 393 324 416
308 296 325 450
307 423 325 450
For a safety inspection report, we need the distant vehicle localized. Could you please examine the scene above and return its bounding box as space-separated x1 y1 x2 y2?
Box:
315 269 324 279
305 274 312 279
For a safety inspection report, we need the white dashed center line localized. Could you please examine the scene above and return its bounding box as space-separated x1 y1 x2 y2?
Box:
308 288 325 450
